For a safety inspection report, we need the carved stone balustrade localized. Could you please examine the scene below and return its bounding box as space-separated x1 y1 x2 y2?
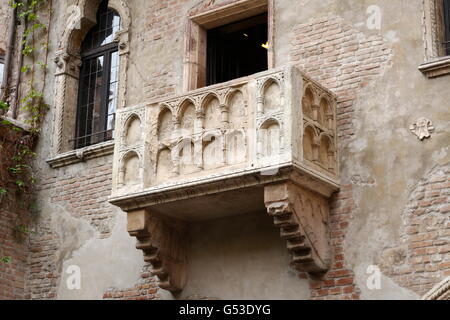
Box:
109 65 340 292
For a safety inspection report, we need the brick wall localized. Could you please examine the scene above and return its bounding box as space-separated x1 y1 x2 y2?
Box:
306 185 361 300
103 264 160 300
11 2 446 301
288 14 393 300
142 0 186 101
290 14 393 141
381 165 450 296
0 125 30 300
25 159 121 299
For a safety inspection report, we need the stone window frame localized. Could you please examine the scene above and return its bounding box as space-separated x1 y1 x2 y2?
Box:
183 0 275 92
47 0 131 168
419 0 450 78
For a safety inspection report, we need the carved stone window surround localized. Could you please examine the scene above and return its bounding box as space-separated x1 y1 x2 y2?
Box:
184 0 275 91
47 0 131 166
420 0 450 77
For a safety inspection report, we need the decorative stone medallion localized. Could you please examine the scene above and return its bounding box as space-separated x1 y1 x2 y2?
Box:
410 118 434 140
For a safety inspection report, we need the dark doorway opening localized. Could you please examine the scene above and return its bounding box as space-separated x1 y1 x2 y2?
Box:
206 13 268 86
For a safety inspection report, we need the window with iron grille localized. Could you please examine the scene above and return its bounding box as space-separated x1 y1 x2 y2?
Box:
74 0 121 149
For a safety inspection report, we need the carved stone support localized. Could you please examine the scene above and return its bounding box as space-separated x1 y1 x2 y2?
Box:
127 209 188 292
257 96 264 116
264 182 331 274
220 104 229 127
312 104 320 122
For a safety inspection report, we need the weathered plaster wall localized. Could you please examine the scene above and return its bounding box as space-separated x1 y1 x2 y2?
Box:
0 0 446 300
0 4 10 52
179 212 310 300
274 0 450 299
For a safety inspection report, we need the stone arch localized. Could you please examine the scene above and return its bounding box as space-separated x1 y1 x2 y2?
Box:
259 118 282 158
156 147 173 183
319 133 335 172
226 129 247 165
202 94 222 131
60 0 131 55
123 114 142 147
176 138 197 175
303 124 319 162
226 89 247 130
262 78 282 113
319 95 333 129
178 99 196 136
200 92 222 112
302 85 316 121
202 130 223 170
157 106 174 141
119 150 142 188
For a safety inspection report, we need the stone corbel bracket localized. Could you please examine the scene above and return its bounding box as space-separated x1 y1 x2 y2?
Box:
264 182 331 274
127 209 188 292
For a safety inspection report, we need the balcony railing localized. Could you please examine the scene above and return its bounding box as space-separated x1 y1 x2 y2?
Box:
111 65 338 206
109 65 340 291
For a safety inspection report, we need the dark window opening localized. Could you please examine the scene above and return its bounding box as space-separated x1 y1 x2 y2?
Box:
206 13 268 86
444 0 450 55
75 0 120 149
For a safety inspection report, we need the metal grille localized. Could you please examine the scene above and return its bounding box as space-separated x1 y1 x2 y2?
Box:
75 0 121 149
81 1 121 53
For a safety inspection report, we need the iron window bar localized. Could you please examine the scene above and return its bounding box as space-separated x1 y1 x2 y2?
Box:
70 128 115 145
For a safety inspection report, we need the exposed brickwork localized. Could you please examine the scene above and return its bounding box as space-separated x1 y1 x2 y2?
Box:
290 14 393 141
25 160 117 299
38 162 116 236
103 264 160 300
142 0 187 101
0 208 29 299
381 165 450 296
306 185 361 300
0 125 31 300
289 14 394 300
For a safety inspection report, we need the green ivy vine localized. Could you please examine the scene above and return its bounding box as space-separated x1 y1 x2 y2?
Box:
0 0 51 264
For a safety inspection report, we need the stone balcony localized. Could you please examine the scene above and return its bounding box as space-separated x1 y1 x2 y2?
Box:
109 65 340 292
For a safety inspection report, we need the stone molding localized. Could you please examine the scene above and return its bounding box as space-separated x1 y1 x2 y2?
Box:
419 56 450 78
422 277 450 300
47 140 115 169
420 0 450 78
